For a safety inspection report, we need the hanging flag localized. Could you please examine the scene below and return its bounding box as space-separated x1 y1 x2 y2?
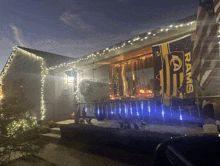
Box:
191 0 220 92
153 36 194 100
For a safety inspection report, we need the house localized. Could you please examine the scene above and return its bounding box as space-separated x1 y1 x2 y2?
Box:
1 0 219 122
0 46 75 121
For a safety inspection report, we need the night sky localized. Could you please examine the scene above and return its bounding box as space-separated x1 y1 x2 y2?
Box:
0 0 199 72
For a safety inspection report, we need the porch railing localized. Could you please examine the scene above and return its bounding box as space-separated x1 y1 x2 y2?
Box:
75 100 203 125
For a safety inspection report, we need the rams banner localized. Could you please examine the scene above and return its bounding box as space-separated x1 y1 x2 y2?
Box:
153 36 194 99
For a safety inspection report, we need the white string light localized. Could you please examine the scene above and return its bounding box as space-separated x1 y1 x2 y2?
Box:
46 20 196 72
1 46 47 121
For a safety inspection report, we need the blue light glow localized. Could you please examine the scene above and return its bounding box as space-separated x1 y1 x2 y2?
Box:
106 104 108 117
162 105 164 119
114 103 116 115
180 114 183 120
162 110 164 118
141 101 143 112
98 105 100 115
179 106 182 120
125 104 128 116
135 102 139 116
95 101 203 125
130 103 133 115
148 105 151 113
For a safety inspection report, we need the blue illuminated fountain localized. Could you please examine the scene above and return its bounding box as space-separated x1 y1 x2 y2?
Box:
119 103 121 115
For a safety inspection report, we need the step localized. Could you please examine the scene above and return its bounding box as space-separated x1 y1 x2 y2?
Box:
50 128 61 135
40 133 61 144
56 119 75 127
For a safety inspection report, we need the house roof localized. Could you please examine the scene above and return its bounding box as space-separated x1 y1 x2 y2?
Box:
17 46 75 67
76 14 197 70
0 46 76 77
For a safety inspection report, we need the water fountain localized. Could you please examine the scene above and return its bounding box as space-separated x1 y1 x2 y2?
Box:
110 103 113 114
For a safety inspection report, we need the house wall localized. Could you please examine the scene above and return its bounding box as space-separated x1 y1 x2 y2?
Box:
44 70 76 121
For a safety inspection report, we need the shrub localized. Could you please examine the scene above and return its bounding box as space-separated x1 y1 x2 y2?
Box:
6 119 39 138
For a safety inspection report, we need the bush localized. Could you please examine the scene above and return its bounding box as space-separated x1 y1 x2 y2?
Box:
6 119 39 138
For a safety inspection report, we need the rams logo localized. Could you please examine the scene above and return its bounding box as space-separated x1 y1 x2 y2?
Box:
170 55 182 72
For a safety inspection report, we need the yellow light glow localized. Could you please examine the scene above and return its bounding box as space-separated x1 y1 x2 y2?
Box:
139 90 145 93
147 90 153 93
